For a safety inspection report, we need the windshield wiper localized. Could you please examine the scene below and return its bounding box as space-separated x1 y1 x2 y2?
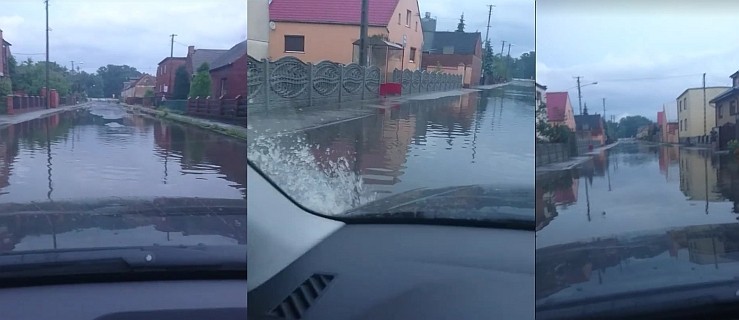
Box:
341 212 534 230
0 245 246 281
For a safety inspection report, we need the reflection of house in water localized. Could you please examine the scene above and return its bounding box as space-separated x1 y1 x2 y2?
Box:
536 170 577 231
658 145 679 179
678 149 722 201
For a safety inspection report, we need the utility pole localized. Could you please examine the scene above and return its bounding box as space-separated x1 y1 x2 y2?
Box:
45 0 50 109
703 73 707 143
505 43 512 80
485 5 494 44
70 60 74 73
358 0 369 66
603 98 607 139
575 76 583 115
170 34 177 57
500 40 506 55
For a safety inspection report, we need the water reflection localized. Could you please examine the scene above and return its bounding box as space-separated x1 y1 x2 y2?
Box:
248 86 534 215
536 144 739 248
0 103 246 203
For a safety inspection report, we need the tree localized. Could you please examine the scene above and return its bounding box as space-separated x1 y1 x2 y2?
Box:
482 40 495 80
12 58 72 96
617 115 653 138
189 62 211 98
0 77 11 113
172 65 190 99
456 13 465 32
97 64 142 98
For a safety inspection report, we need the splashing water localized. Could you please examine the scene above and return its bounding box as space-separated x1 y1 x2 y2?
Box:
247 134 376 215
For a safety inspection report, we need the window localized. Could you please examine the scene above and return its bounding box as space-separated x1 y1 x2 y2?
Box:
719 104 723 119
163 65 166 73
284 35 305 52
416 21 418 31
442 46 454 54
406 10 411 26
398 13 401 25
731 100 737 115
684 119 688 131
220 78 227 97
409 47 417 63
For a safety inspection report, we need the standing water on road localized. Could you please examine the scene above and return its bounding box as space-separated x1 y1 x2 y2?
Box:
536 143 739 248
248 86 535 215
0 102 246 203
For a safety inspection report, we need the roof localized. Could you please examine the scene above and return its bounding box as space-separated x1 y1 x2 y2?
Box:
191 49 228 71
536 82 547 90
210 40 247 71
426 31 481 55
677 86 730 99
352 37 403 50
545 92 570 122
709 87 739 104
269 0 400 26
2 39 10 46
575 114 604 135
158 56 187 66
731 70 739 79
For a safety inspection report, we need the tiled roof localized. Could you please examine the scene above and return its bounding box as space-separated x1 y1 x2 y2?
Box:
270 0 400 26
210 40 247 71
192 49 228 71
545 92 569 122
427 32 481 55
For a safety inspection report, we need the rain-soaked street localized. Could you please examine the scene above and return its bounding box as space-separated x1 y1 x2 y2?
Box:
536 142 739 248
0 102 247 203
248 85 535 215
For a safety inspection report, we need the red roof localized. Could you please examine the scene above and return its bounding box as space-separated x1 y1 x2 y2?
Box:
270 0 401 26
545 92 570 122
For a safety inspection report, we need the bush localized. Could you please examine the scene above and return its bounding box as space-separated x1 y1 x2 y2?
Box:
0 78 12 113
729 140 739 154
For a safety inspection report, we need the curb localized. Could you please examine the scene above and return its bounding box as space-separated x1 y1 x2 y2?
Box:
0 102 94 129
121 103 247 141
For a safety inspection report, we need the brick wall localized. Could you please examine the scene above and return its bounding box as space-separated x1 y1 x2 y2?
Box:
209 54 247 99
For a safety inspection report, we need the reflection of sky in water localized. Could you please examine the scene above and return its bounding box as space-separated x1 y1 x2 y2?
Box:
537 146 737 248
13 225 239 251
1 105 245 203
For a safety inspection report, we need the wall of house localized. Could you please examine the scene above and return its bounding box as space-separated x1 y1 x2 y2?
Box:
269 22 386 64
209 54 247 99
677 87 728 140
385 0 424 71
0 29 5 77
715 96 739 128
156 59 186 97
679 149 721 201
247 0 270 60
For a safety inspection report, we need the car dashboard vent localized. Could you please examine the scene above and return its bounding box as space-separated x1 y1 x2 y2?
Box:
268 273 335 319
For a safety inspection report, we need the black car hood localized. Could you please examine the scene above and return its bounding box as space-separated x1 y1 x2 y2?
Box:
0 197 246 254
342 184 534 223
536 222 739 307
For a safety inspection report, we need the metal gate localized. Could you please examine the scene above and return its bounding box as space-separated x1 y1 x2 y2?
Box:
719 122 736 150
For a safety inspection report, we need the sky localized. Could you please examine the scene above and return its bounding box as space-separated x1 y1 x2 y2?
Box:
0 0 246 75
419 0 534 58
537 0 739 122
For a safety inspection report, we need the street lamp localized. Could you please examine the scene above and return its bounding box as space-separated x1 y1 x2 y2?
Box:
575 79 598 115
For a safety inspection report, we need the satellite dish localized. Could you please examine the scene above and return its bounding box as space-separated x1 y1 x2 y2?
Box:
269 21 276 30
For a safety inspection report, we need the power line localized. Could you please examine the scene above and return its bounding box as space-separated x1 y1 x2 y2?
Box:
598 73 703 82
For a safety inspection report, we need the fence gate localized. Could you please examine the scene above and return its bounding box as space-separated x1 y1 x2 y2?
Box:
719 123 736 150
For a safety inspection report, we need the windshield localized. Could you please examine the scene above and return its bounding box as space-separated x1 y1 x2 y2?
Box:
0 0 246 280
535 1 739 312
246 1 535 222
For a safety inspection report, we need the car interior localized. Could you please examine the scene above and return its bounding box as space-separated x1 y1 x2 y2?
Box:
247 161 535 320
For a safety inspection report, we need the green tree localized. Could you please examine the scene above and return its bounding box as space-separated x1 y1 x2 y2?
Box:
97 64 142 98
617 115 653 138
456 13 465 32
7 55 17 81
172 65 190 99
482 40 495 79
189 63 211 98
12 59 72 96
0 77 12 113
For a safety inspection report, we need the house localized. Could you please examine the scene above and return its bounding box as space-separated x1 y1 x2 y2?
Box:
536 82 547 107
120 74 156 99
247 0 270 60
574 105 606 148
545 92 576 132
420 31 482 88
209 40 247 99
268 0 424 74
0 29 11 78
710 71 739 150
657 110 678 144
155 57 187 98
676 86 729 144
186 45 228 77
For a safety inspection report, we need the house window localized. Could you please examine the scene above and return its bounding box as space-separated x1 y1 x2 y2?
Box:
398 13 401 25
718 104 723 119
409 47 417 63
163 65 166 73
442 46 454 54
684 119 688 131
416 21 418 31
220 78 227 97
406 10 411 27
732 100 737 115
284 35 305 52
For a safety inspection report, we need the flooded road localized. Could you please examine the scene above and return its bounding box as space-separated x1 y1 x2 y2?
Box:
0 102 247 203
248 85 535 215
536 142 739 248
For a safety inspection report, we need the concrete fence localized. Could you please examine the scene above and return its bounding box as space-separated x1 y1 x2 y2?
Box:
247 55 463 113
391 68 464 95
536 143 571 167
187 95 246 122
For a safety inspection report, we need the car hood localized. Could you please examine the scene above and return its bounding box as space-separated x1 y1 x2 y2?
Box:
0 197 246 254
536 222 739 307
342 184 534 224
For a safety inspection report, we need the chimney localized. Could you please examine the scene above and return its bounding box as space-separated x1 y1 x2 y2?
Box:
425 12 430 19
188 45 195 57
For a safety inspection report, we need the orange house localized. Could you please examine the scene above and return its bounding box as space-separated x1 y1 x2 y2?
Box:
545 92 576 132
268 0 424 75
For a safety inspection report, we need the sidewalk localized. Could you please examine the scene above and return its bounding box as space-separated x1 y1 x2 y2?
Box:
122 103 247 141
0 102 93 128
536 141 620 174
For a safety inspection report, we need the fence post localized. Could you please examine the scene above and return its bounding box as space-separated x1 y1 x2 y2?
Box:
339 64 344 103
307 62 313 108
361 65 367 101
262 58 270 111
